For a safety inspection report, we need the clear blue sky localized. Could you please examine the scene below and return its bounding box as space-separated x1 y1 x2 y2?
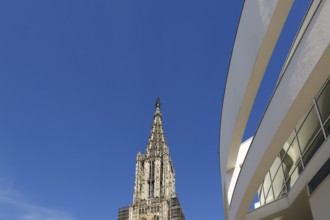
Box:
0 0 310 220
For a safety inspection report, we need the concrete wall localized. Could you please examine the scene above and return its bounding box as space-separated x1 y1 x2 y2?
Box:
309 176 330 220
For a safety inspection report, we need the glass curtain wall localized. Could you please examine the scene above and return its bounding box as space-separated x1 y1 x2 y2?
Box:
256 78 330 207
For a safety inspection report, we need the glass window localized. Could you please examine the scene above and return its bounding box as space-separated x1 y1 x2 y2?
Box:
259 185 265 205
287 160 302 189
272 163 285 199
270 157 281 182
265 185 274 204
281 131 296 156
297 107 321 154
283 138 300 178
296 110 309 132
308 158 330 194
325 117 330 136
262 172 272 203
302 130 325 166
256 78 330 208
317 80 330 123
278 184 287 199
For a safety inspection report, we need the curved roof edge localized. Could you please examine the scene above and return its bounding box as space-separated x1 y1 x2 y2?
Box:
227 1 330 219
219 0 294 217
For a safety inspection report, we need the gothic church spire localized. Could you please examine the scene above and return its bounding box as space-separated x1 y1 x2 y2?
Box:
147 98 167 155
119 99 185 220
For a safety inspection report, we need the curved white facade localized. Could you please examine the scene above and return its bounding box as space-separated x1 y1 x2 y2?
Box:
220 1 330 220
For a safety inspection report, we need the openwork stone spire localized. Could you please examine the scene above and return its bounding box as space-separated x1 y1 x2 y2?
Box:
119 99 185 220
147 98 167 155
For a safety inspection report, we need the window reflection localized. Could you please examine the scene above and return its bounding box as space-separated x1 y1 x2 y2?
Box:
317 80 330 123
325 119 330 136
302 131 325 166
269 157 281 182
272 163 285 199
287 160 302 189
278 185 287 199
265 186 274 203
281 132 295 154
260 184 266 205
285 138 300 178
257 78 330 208
297 107 320 154
263 172 272 204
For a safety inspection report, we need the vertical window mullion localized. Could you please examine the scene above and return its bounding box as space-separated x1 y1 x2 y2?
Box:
314 98 327 138
294 128 305 169
280 161 288 197
268 171 275 202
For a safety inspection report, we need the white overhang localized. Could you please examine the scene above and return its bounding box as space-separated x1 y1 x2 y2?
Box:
219 0 293 216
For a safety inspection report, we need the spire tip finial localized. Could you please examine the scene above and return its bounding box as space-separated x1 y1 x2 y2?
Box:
155 97 161 109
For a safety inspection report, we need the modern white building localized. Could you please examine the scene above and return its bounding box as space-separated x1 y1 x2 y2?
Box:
220 1 330 220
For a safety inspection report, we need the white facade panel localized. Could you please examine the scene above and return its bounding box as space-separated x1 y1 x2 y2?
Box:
309 176 330 220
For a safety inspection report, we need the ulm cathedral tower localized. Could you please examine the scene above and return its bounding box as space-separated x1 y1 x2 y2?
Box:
118 99 185 220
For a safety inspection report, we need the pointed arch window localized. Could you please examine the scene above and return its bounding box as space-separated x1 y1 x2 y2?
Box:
149 160 155 198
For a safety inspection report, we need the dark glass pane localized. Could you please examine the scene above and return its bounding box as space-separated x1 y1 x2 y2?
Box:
317 80 330 123
325 118 330 137
297 107 321 154
297 159 304 174
308 158 330 194
302 130 325 166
